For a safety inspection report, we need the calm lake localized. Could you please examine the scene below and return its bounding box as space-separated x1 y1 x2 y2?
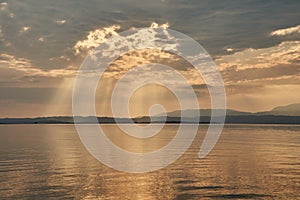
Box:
0 124 299 199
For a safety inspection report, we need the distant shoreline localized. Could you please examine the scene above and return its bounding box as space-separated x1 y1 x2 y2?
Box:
0 115 300 124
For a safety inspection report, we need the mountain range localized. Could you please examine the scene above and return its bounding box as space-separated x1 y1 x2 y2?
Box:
0 103 299 124
161 103 300 117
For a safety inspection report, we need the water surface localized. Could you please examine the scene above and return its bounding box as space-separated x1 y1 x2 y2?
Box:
0 124 299 199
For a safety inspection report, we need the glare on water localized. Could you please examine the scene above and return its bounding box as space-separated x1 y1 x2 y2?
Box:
0 124 299 199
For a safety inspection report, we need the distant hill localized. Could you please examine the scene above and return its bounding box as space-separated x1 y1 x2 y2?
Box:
159 103 300 117
159 109 253 118
0 103 299 124
258 103 300 116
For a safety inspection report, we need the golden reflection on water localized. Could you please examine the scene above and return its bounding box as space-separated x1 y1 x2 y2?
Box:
0 124 299 199
101 124 180 153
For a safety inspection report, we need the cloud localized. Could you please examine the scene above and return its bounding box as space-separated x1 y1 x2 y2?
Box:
75 22 208 88
73 22 172 56
215 39 300 88
0 53 76 86
191 83 264 96
74 25 121 55
226 48 234 52
103 49 186 78
216 41 300 71
20 26 31 34
0 2 7 11
0 53 32 68
150 22 169 29
38 37 44 42
72 22 181 88
221 64 300 84
0 0 299 116
270 25 300 36
1 0 299 72
0 2 14 18
55 20 66 25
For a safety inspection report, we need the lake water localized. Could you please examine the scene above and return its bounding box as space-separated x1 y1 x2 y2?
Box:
0 124 299 199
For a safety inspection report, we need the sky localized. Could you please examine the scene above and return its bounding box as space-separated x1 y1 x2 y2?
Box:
0 0 299 117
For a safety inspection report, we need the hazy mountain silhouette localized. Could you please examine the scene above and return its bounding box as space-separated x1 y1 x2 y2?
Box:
158 103 300 117
158 109 253 118
258 103 300 116
0 103 299 124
